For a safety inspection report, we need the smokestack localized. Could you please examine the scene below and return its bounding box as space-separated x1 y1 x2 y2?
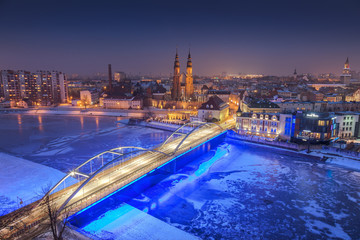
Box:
108 64 112 92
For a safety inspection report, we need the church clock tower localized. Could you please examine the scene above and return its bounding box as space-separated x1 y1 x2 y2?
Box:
185 50 194 100
171 50 181 100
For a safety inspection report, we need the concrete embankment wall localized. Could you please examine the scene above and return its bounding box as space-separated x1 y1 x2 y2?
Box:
226 130 322 161
0 107 188 119
226 130 302 151
26 109 145 117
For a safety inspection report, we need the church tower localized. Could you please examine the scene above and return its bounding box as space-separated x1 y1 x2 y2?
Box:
340 57 351 84
185 50 194 100
171 50 181 100
343 57 350 75
293 68 297 81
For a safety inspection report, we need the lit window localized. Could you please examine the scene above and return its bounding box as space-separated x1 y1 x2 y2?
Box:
318 120 325 126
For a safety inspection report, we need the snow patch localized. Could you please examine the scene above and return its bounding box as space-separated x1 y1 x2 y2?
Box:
82 203 199 240
0 152 68 215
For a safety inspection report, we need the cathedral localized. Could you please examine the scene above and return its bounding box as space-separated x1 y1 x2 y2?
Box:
171 50 194 101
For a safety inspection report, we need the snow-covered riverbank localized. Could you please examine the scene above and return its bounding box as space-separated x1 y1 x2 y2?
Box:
0 152 67 216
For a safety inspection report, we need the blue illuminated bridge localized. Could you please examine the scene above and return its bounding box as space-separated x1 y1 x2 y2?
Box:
2 120 234 239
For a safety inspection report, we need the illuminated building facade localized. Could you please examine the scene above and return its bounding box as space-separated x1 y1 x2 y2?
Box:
171 50 181 100
236 108 282 139
292 112 336 142
185 51 194 100
0 70 68 105
171 49 194 101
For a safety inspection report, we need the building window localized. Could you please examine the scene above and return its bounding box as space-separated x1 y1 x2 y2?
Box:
318 120 325 126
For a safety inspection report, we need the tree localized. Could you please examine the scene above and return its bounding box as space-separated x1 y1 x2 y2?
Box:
35 185 70 240
43 195 69 240
80 95 90 109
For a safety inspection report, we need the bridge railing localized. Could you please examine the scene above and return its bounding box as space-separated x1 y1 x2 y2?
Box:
40 121 224 214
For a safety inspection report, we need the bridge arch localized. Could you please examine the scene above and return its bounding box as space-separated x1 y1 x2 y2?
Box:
40 121 224 214
40 146 169 212
160 121 223 149
165 122 224 155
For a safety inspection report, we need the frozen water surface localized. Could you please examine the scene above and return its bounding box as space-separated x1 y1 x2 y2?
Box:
0 113 171 172
73 139 360 239
1 114 360 239
0 113 171 216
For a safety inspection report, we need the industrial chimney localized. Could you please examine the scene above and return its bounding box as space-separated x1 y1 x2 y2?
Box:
108 64 112 92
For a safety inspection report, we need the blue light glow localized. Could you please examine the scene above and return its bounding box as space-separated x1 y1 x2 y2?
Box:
70 131 227 219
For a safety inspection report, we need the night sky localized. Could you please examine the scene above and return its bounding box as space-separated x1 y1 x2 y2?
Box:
0 0 359 76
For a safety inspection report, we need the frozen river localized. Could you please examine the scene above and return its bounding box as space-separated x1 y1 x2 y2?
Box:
1 113 360 239
71 138 360 240
0 113 171 172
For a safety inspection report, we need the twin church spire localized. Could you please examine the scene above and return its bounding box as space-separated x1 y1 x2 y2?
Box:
171 49 194 101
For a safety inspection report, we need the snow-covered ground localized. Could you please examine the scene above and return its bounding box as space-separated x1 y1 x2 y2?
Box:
0 152 67 216
81 203 199 240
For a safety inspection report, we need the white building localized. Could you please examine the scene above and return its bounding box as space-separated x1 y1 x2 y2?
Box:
236 107 294 140
100 96 143 109
198 95 229 122
80 90 99 105
335 113 359 139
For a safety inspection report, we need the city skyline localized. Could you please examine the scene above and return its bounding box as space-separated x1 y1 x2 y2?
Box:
0 0 360 76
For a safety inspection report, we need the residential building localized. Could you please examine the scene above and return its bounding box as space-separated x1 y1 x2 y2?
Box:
335 113 360 139
0 70 68 105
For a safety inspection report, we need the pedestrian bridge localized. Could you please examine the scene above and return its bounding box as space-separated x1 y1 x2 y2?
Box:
42 121 224 214
2 121 230 239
